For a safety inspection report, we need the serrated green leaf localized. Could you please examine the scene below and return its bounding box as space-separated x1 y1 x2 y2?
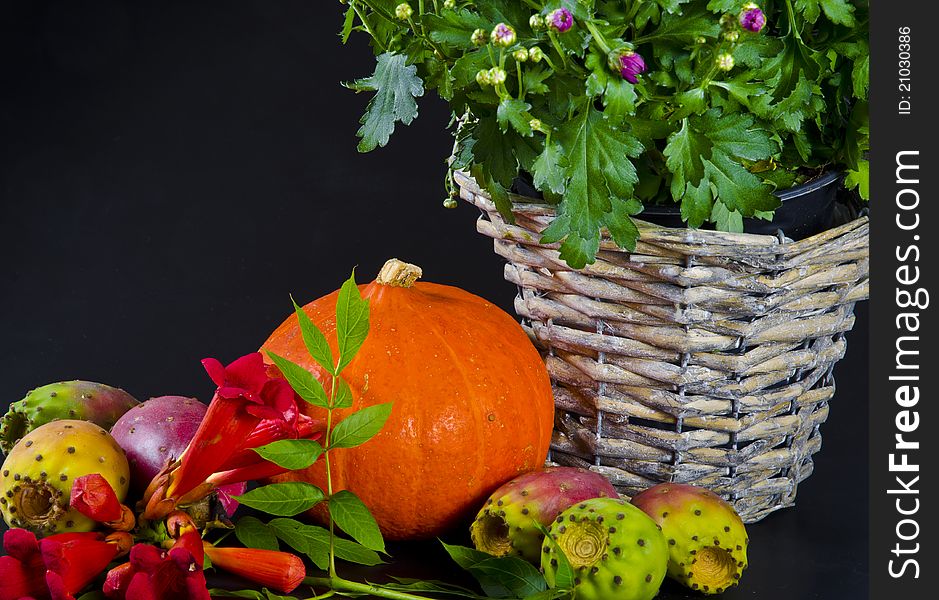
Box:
425 9 489 49
532 142 568 196
795 0 855 26
351 52 424 152
291 296 334 374
711 200 744 233
522 67 551 95
845 159 869 200
329 490 386 553
252 439 324 471
497 99 534 137
706 0 738 12
541 106 643 267
681 180 713 228
330 403 393 449
336 271 370 372
634 5 720 44
602 78 637 121
467 556 547 599
265 351 329 408
235 516 280 551
235 482 325 516
852 53 869 100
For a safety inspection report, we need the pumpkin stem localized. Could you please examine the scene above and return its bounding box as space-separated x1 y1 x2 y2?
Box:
376 259 423 288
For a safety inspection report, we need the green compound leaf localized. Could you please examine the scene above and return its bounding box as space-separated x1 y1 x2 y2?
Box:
348 52 424 152
540 105 643 268
329 489 386 553
291 296 334 374
496 98 534 137
269 518 384 568
794 0 856 26
265 351 329 408
664 110 778 231
531 142 568 196
252 439 324 471
330 402 393 449
234 482 325 517
234 516 279 551
425 9 489 49
336 270 370 372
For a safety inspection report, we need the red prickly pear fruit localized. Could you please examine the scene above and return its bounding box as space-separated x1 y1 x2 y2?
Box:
631 483 748 595
470 466 618 564
1 381 139 454
542 498 667 600
109 396 245 514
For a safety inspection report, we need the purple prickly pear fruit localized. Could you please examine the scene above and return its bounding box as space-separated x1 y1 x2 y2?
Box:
631 483 748 595
542 498 667 600
470 466 618 564
1 381 139 454
109 396 245 515
0 420 130 535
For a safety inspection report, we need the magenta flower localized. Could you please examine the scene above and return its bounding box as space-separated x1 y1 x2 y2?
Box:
546 8 574 33
617 50 647 83
739 4 766 33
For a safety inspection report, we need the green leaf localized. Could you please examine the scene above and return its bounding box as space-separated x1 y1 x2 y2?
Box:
467 556 547 598
235 516 279 551
602 78 638 122
269 518 384 567
340 5 355 44
664 110 778 227
522 67 551 95
209 588 299 600
532 142 568 196
845 159 869 200
235 482 325 516
329 489 386 553
542 105 643 267
540 529 575 590
497 99 534 137
349 52 424 152
384 578 488 600
265 351 329 408
425 9 489 49
795 0 856 26
441 541 493 570
634 5 720 44
472 116 521 188
334 377 354 408
441 543 518 598
330 403 393 449
77 593 107 600
336 270 370 372
852 52 869 100
291 296 334 374
252 439 324 471
711 199 744 233
706 0 738 12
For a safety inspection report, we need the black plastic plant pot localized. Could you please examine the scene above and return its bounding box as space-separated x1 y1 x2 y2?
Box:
639 171 845 240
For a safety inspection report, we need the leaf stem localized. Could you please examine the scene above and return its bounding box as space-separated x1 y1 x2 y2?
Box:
351 2 387 53
546 31 568 68
325 372 338 578
516 60 524 100
584 21 612 55
304 577 433 600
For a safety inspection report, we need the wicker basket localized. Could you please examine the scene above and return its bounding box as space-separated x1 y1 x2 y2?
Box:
455 171 869 523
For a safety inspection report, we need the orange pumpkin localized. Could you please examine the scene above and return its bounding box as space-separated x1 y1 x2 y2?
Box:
260 259 554 540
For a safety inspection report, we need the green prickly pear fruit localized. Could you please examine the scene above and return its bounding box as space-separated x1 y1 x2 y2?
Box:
1 381 139 454
470 466 619 564
0 420 130 535
632 483 748 595
542 498 667 600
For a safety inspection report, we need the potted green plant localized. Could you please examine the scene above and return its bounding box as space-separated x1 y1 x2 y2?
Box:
338 0 869 522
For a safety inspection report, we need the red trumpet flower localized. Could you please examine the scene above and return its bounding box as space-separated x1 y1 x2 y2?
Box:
103 517 207 600
0 528 127 600
202 542 306 594
142 352 322 519
70 474 135 531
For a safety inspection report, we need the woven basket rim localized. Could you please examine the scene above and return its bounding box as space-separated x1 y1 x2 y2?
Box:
452 169 868 249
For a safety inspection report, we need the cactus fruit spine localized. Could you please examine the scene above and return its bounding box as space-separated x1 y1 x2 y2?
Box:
542 498 667 600
470 466 619 564
1 381 139 454
0 420 130 535
631 483 748 595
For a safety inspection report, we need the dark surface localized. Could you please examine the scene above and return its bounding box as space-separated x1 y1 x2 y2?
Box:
0 1 868 598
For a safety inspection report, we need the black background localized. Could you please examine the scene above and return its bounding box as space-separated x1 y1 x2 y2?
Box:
0 1 868 598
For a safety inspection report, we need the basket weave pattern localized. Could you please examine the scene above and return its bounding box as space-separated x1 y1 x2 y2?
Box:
455 171 869 523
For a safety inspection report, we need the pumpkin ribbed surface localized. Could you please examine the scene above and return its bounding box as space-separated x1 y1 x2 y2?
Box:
261 267 554 540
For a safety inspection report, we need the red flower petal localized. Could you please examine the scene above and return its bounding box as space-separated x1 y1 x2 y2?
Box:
200 358 228 388
40 532 118 595
0 554 47 600
70 474 124 523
